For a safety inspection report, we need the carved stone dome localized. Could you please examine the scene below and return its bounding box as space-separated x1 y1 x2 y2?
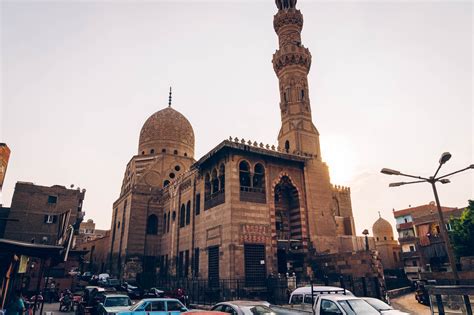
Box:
372 216 394 240
138 107 195 158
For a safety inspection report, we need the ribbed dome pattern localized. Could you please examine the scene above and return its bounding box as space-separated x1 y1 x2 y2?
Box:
138 107 195 158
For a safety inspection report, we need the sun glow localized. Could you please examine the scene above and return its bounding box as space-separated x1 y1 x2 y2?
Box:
321 135 357 185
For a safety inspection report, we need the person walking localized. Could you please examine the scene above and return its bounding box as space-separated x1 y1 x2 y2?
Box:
6 290 26 315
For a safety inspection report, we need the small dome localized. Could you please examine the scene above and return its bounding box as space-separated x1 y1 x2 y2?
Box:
372 216 394 239
138 107 195 158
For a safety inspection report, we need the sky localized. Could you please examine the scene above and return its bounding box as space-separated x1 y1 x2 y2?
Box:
1 0 472 236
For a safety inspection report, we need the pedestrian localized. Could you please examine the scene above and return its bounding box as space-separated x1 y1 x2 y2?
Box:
6 290 26 315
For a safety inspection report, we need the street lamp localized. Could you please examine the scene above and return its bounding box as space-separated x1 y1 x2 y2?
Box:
381 152 473 284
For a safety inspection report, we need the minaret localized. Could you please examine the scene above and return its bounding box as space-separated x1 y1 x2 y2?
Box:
273 0 321 160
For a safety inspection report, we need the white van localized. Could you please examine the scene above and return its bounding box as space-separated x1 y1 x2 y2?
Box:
289 286 354 305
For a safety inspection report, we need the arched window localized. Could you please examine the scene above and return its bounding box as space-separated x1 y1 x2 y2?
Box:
211 169 219 194
162 148 166 153
284 141 290 153
186 201 191 225
253 163 265 190
146 214 158 235
180 205 185 228
174 150 178 155
163 180 170 187
219 164 225 191
163 213 167 234
204 173 211 198
301 89 305 101
150 149 155 154
239 161 251 187
141 151 145 155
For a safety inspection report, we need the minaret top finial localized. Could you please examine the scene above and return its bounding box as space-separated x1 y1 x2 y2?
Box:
275 0 297 10
168 86 172 107
378 211 381 218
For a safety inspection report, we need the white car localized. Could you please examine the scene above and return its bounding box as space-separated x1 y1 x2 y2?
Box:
98 273 111 281
211 300 275 315
362 297 410 315
313 294 380 315
289 286 354 305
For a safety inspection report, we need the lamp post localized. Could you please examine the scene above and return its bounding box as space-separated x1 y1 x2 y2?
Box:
381 152 473 284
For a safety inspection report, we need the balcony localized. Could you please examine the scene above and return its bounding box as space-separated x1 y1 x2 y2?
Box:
399 235 417 242
401 251 419 259
240 186 266 204
204 190 225 210
396 221 413 230
404 266 420 274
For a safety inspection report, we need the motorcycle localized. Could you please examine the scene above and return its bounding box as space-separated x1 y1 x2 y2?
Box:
59 292 73 312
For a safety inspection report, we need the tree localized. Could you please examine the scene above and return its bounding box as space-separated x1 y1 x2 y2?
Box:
449 200 474 258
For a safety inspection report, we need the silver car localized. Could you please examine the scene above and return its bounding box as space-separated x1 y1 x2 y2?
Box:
362 297 409 315
211 301 275 315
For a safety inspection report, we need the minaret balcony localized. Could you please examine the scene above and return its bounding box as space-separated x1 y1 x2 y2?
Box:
273 9 303 33
272 46 311 74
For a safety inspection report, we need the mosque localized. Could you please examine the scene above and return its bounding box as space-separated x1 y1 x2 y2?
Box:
108 0 362 285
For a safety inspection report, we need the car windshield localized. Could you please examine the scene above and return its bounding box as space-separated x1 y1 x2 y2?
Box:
242 305 275 315
105 297 131 307
364 298 393 311
338 299 380 315
290 294 303 304
130 301 145 311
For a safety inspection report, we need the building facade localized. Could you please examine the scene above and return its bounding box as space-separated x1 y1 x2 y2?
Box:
75 219 108 247
0 143 11 192
393 202 462 280
80 230 110 274
372 215 402 270
109 0 362 285
4 182 85 245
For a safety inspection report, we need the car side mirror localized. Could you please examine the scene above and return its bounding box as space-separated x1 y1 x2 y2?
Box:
180 307 187 312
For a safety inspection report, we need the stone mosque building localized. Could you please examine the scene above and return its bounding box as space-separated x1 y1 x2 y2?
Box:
108 0 362 285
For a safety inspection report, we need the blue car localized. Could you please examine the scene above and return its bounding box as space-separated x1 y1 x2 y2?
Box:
119 298 188 315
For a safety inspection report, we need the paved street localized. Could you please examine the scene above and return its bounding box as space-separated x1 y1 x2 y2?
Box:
40 302 75 315
391 293 431 315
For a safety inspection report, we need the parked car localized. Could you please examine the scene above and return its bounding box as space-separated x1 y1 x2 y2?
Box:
97 294 132 315
289 286 354 306
143 288 165 298
118 282 142 299
362 297 409 315
68 268 81 277
81 272 93 282
211 301 275 315
101 278 120 287
182 312 227 315
117 298 188 315
313 295 380 315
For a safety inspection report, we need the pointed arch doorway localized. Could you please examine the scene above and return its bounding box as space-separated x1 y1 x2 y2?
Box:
274 176 304 275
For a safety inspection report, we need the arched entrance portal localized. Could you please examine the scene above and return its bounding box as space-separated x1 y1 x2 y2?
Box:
274 176 304 275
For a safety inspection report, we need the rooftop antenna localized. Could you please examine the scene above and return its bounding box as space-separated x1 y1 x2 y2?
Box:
168 86 172 107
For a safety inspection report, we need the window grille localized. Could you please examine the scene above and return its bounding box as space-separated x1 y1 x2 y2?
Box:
244 244 266 287
208 246 219 287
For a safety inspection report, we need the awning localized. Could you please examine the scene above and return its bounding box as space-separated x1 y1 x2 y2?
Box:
0 238 62 259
